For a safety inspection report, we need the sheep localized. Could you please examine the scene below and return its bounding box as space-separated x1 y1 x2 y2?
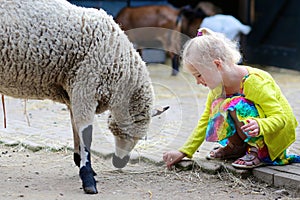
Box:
0 0 156 194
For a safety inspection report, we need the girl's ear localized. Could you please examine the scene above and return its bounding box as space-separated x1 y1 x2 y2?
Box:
213 59 222 69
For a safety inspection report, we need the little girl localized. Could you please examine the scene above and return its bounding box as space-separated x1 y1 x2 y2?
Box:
163 28 300 169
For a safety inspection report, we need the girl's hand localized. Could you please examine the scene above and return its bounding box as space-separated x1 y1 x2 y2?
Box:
163 151 186 169
241 119 260 137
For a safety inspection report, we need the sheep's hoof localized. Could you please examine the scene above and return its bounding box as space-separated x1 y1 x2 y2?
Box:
83 185 98 194
112 154 130 169
80 166 98 194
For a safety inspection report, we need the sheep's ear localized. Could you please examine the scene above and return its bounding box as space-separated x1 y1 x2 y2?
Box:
151 106 170 117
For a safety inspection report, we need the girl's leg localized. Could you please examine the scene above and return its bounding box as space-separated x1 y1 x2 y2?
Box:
208 110 248 159
228 110 247 141
229 111 263 168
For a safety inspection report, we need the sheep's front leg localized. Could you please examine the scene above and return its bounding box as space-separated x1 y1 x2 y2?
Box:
78 124 97 194
70 111 97 176
71 87 98 194
112 136 139 168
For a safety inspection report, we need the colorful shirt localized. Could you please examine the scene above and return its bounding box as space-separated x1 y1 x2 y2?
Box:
179 66 298 161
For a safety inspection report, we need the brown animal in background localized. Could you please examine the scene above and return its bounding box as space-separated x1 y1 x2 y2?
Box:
115 5 205 76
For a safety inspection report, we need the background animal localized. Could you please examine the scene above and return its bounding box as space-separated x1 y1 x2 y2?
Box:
0 0 155 194
115 5 206 76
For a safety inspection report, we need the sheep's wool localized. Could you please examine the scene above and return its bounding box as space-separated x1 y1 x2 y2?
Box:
0 0 154 139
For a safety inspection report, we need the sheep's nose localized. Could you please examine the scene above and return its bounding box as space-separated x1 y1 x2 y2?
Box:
112 154 130 168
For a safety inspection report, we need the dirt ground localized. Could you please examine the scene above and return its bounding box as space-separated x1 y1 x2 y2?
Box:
0 144 298 200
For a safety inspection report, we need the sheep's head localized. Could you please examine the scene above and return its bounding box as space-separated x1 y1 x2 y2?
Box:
108 94 152 168
107 82 168 168
108 105 169 168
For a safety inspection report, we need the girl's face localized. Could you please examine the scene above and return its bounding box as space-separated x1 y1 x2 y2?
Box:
187 63 222 89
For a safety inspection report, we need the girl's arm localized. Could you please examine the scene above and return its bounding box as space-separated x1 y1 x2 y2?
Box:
178 94 212 158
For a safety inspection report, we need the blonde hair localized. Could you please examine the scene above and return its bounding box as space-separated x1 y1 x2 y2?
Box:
182 28 241 71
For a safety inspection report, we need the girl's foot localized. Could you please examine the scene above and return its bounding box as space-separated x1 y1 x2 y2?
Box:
206 142 247 160
232 147 264 169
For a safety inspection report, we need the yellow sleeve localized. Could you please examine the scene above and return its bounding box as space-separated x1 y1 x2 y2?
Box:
178 93 213 158
244 75 286 136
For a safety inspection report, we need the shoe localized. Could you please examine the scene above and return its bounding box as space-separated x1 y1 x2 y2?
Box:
232 147 265 169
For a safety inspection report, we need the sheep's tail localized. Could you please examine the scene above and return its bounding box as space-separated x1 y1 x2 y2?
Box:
1 94 6 128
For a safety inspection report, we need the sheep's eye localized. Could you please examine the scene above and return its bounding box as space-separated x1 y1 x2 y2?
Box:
133 114 146 123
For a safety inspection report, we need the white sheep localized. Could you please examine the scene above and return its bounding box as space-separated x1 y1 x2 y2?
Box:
0 0 155 194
